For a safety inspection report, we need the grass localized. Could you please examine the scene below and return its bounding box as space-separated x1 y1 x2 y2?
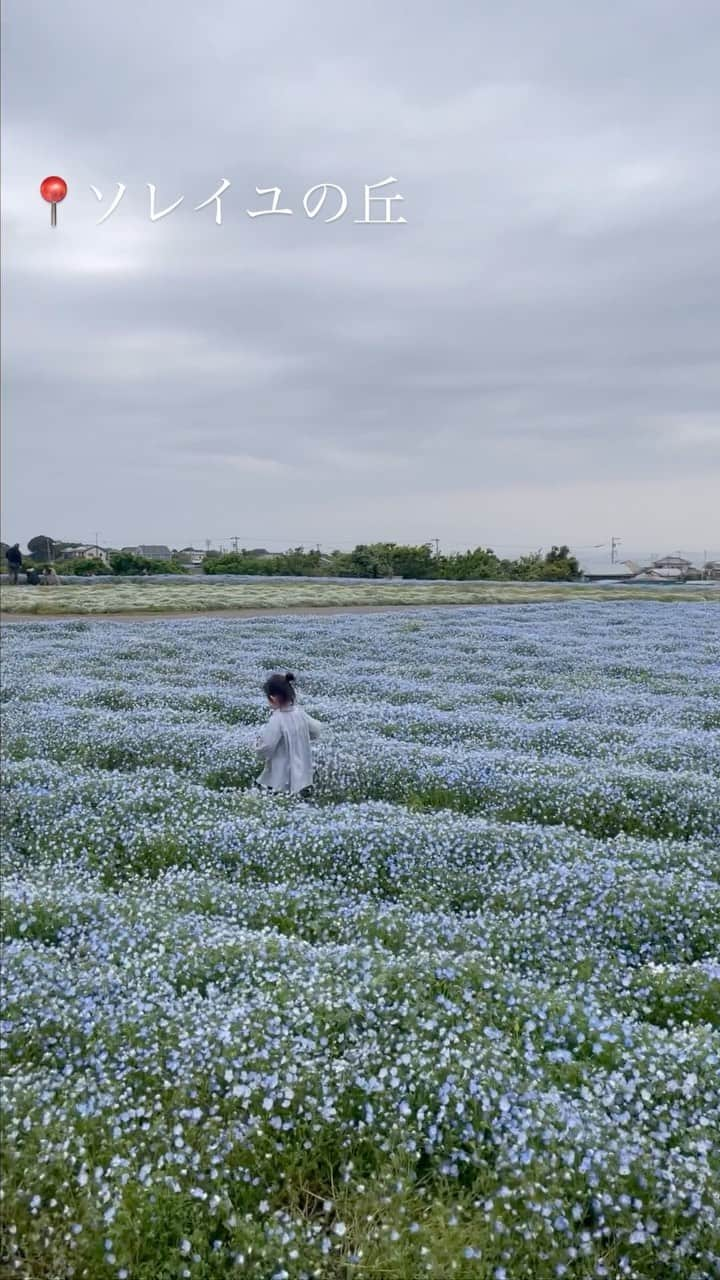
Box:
2 578 719 616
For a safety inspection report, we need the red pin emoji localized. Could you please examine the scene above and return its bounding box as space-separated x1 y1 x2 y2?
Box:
40 175 68 227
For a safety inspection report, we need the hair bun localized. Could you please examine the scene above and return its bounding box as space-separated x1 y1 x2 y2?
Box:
285 672 296 683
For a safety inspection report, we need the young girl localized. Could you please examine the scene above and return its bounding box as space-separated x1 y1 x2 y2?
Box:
255 672 322 796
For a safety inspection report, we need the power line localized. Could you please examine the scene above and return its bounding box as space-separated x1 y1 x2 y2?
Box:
206 537 618 550
187 536 720 560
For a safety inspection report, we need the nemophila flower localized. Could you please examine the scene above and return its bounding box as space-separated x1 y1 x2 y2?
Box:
1 603 719 1278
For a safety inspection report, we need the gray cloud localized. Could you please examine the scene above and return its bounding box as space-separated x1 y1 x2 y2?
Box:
1 0 719 558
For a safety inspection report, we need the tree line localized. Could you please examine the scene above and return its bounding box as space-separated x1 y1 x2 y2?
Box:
203 543 581 580
5 536 581 581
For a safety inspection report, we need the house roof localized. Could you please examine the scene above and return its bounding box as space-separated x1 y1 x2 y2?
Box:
582 562 635 577
136 545 172 559
652 556 692 568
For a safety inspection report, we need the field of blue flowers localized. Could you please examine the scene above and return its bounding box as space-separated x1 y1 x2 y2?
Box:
2 601 719 1280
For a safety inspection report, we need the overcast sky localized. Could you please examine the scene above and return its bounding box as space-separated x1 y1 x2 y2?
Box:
2 0 719 560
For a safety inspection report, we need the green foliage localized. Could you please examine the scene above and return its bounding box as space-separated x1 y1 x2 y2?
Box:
56 557 109 576
203 542 581 581
539 544 582 579
331 543 394 578
204 548 324 576
108 552 185 575
10 541 581 584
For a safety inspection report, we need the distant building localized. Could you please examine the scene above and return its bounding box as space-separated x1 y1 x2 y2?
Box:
64 544 109 564
651 555 692 571
176 547 206 567
644 556 701 581
122 545 173 561
703 561 720 581
581 561 637 582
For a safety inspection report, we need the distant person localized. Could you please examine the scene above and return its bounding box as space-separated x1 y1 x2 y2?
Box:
25 567 40 585
5 543 22 584
255 672 322 797
42 566 60 586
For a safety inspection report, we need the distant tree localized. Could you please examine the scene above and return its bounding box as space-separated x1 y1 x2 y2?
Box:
204 552 274 576
387 543 436 579
58 557 108 576
204 548 324 577
541 545 581 580
352 545 382 578
195 539 581 581
445 547 503 580
335 544 392 578
108 552 144 575
28 535 56 562
108 552 184 576
283 547 323 575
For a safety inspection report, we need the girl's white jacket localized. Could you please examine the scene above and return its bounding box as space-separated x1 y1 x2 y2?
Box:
255 706 322 794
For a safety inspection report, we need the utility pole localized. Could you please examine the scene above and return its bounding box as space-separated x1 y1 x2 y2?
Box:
433 538 440 557
611 536 621 564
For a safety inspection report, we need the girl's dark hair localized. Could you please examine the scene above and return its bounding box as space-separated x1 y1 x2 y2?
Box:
263 671 296 704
